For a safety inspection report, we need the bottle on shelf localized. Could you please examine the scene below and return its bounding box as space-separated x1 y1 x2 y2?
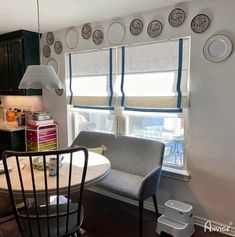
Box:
0 101 3 121
17 109 23 126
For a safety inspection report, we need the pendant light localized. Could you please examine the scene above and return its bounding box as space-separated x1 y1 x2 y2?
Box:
18 0 64 90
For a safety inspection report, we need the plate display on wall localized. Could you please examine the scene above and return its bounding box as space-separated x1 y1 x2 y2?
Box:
168 8 186 27
46 32 54 45
43 45 51 58
147 20 163 38
191 14 210 33
55 89 64 96
203 34 233 63
129 19 143 36
65 29 79 49
46 58 58 73
92 30 104 45
107 22 125 44
54 41 63 54
82 24 92 39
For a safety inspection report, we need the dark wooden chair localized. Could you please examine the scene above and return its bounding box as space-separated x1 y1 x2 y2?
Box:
2 146 88 237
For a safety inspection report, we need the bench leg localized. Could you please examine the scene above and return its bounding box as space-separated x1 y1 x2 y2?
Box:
152 194 159 220
139 200 143 237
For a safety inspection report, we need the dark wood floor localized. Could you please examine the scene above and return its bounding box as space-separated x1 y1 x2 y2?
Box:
0 190 227 237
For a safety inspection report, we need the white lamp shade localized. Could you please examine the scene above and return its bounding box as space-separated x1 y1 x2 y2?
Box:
19 65 64 89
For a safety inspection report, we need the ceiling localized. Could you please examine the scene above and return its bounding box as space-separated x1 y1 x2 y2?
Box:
0 0 190 34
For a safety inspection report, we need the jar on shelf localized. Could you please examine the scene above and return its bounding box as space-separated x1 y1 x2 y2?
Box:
6 108 16 122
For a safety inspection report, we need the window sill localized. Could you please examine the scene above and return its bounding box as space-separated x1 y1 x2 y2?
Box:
162 166 190 182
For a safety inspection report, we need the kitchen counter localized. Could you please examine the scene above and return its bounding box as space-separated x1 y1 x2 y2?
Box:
0 121 25 132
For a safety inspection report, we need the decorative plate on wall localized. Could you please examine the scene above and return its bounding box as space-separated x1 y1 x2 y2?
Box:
92 30 104 45
191 14 210 33
203 34 233 63
129 19 143 36
82 24 92 39
168 8 186 27
46 58 58 73
65 29 79 49
46 32 54 45
43 45 51 58
147 20 163 38
54 41 63 54
55 89 64 96
107 22 125 44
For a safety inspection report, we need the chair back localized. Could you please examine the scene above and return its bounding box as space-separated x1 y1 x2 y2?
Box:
73 131 165 177
2 146 88 237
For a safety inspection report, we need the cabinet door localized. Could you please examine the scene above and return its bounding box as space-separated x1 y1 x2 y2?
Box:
8 38 25 94
0 41 10 92
0 130 25 157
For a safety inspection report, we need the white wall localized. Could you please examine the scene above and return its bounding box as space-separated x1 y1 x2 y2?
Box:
41 0 235 226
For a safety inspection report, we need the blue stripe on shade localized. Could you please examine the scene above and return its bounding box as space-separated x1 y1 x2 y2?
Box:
69 53 73 105
120 46 125 107
73 105 115 111
109 48 113 107
176 38 183 109
124 107 183 113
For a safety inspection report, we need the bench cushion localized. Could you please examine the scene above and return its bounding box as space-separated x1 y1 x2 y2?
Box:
97 169 144 200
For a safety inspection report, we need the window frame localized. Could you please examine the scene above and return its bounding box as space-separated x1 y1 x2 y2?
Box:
67 37 191 172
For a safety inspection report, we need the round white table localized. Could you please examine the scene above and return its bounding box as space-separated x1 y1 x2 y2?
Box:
0 151 111 197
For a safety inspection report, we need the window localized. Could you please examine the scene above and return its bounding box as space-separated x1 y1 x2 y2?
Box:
67 37 190 169
124 112 186 167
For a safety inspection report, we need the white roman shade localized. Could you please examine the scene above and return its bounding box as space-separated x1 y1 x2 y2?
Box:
67 38 190 112
68 48 114 109
119 38 190 112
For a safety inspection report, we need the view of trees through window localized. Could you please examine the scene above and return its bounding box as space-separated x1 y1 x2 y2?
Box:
71 109 185 168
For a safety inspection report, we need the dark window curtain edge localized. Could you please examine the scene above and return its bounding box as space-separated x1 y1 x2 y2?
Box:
69 53 73 105
176 38 183 109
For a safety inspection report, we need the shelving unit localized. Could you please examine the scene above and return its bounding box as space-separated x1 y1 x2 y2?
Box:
26 123 58 151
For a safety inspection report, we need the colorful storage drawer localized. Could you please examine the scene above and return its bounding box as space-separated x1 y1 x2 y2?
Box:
26 123 58 152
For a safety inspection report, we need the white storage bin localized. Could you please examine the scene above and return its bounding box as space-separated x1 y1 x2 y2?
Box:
157 215 195 237
164 200 194 224
156 199 195 237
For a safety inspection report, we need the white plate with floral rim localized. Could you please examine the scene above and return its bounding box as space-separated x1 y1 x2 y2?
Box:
129 19 143 36
147 20 162 38
82 24 92 40
168 8 186 27
46 32 54 45
43 45 51 58
54 41 63 54
92 30 104 45
191 14 210 33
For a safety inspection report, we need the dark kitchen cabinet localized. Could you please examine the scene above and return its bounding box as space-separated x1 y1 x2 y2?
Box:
0 41 10 91
0 30 42 95
0 129 25 157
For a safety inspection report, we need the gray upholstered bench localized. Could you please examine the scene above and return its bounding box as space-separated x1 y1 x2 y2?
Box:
72 131 165 237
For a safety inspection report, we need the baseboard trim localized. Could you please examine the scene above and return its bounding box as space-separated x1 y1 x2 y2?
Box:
88 187 235 237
